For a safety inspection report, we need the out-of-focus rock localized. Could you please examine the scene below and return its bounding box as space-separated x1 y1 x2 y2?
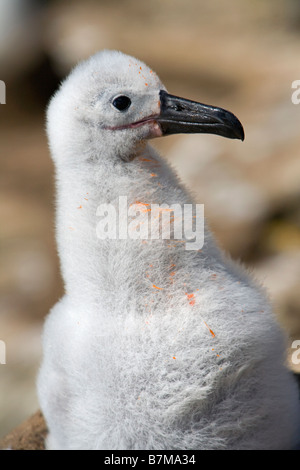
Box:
0 320 42 436
0 411 46 450
44 2 113 76
252 251 300 339
286 0 300 30
0 0 46 81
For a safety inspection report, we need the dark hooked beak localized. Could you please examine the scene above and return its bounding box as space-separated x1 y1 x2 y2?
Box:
157 90 244 141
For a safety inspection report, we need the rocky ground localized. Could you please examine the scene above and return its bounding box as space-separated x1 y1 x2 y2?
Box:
0 0 300 439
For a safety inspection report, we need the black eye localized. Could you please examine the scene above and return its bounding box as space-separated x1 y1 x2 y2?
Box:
112 95 131 111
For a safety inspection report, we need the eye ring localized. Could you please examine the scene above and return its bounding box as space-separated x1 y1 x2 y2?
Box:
112 95 131 112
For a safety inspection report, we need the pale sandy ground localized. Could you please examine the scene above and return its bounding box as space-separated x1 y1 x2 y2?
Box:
0 0 300 438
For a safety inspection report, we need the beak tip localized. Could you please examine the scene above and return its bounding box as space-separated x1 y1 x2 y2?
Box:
231 115 245 141
238 126 245 142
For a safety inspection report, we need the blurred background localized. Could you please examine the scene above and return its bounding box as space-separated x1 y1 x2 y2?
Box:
0 0 300 438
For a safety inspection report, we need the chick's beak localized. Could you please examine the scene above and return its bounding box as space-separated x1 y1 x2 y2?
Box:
157 90 244 141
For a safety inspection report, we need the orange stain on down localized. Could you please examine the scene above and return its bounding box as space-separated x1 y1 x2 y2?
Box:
152 284 163 290
139 157 153 162
169 269 176 285
185 292 196 306
77 205 82 209
138 157 160 165
172 356 176 360
203 321 216 338
131 202 151 214
133 201 150 206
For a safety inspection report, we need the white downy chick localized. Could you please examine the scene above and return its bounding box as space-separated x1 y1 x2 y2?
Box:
37 50 300 450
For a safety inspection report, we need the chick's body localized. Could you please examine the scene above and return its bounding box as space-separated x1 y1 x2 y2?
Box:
37 51 300 450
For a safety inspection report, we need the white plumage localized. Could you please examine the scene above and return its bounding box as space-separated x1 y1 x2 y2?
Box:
37 50 300 450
